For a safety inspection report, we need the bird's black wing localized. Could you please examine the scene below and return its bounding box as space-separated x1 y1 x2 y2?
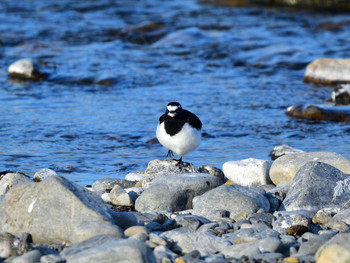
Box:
159 114 166 124
180 109 202 130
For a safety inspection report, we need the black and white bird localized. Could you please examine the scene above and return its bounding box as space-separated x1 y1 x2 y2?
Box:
156 102 202 166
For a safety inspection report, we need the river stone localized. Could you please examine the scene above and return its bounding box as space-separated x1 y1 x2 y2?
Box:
333 84 350 105
142 159 198 188
11 250 42 263
296 233 333 256
161 231 231 254
0 172 32 195
222 158 272 187
303 58 350 84
110 185 133 206
33 168 57 182
0 175 125 244
269 145 304 160
269 152 350 185
63 238 156 263
192 184 270 220
135 173 222 212
272 210 314 235
92 178 135 194
224 225 280 244
280 162 350 212
7 58 45 80
315 233 350 263
334 208 350 224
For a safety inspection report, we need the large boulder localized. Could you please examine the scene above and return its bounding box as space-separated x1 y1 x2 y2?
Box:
135 173 222 212
0 175 128 244
303 58 350 84
222 158 272 187
192 184 270 220
269 152 350 185
281 162 350 212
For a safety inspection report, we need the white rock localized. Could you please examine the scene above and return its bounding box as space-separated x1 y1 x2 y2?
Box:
223 158 272 187
101 193 111 203
33 168 58 182
8 59 34 78
125 172 145 182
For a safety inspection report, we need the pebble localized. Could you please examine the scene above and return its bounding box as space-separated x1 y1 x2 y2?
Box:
8 59 45 80
110 184 134 206
222 158 272 187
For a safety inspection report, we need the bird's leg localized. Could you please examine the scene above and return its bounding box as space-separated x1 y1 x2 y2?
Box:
175 157 183 167
166 150 175 159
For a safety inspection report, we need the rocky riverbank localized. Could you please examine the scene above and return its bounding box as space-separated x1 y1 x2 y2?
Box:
1 146 350 263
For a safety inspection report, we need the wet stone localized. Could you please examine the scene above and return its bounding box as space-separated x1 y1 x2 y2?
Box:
8 58 46 81
333 84 350 105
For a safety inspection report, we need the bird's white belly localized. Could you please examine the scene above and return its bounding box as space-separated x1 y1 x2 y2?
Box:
156 122 201 157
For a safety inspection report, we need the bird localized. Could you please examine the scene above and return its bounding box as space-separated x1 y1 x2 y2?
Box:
156 102 202 166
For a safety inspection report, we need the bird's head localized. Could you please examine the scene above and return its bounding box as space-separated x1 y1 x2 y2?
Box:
166 102 182 117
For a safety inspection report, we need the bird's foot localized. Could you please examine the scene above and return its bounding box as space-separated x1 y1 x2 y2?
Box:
175 157 183 168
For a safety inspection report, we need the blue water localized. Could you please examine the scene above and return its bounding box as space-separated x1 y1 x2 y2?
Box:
1 0 350 185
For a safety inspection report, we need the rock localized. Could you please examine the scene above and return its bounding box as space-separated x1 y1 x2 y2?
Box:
174 214 210 231
221 237 282 259
222 158 272 187
135 173 222 212
286 104 350 122
153 245 177 263
110 185 133 206
223 225 280 244
161 231 231 254
198 165 225 182
296 233 333 256
334 208 350 224
40 254 65 263
92 178 135 194
313 209 349 231
252 252 284 263
124 187 144 203
269 145 304 160
303 58 350 84
272 210 314 235
10 250 42 263
142 159 198 188
192 184 270 220
8 58 45 80
315 233 350 263
0 175 126 244
125 171 145 182
269 152 350 185
0 172 32 195
333 84 350 105
124 226 148 237
62 237 156 263
281 162 350 212
33 168 57 182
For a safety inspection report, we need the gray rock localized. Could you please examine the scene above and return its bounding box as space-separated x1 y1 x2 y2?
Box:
11 250 42 263
252 252 284 263
161 231 231 254
174 214 211 231
281 162 350 212
313 209 349 231
0 172 32 195
304 58 350 84
135 173 222 212
333 84 350 105
0 175 125 244
249 212 275 227
110 185 133 206
33 168 58 182
129 232 148 241
221 237 282 259
223 225 280 244
124 187 144 203
92 178 135 194
334 208 350 224
192 184 270 220
272 210 314 235
142 159 199 188
222 158 272 187
153 245 177 263
296 233 333 256
269 144 304 160
269 152 350 186
198 165 225 183
63 238 156 263
40 254 65 263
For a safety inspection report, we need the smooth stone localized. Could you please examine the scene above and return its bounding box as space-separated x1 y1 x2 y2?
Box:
129 232 149 241
33 168 58 182
223 225 280 244
222 158 272 187
92 178 135 194
303 58 350 84
40 254 65 263
267 184 291 201
124 187 144 203
142 159 198 188
101 192 111 203
269 144 304 160
333 84 350 105
161 231 231 254
296 233 333 256
313 210 349 231
149 233 167 247
334 208 350 224
124 226 148 237
272 210 314 235
110 185 133 206
315 233 350 263
11 250 42 263
0 172 32 195
281 162 350 212
285 104 350 122
198 165 225 183
270 152 350 186
192 184 270 220
0 175 126 244
63 238 156 263
249 212 275 227
221 237 282 259
125 171 145 182
252 252 284 263
174 214 211 231
153 245 177 263
135 173 222 212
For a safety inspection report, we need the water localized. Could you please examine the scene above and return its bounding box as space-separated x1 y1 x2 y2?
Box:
1 0 350 185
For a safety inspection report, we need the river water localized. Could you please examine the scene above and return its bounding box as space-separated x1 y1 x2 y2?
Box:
1 0 350 185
